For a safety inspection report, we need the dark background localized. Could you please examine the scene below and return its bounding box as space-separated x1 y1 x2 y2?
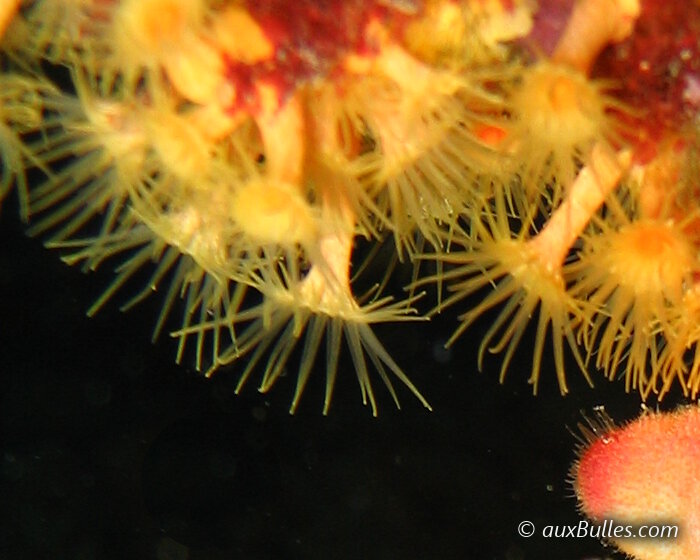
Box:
0 198 679 560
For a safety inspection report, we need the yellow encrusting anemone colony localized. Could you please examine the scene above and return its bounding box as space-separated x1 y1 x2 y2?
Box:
1 0 699 414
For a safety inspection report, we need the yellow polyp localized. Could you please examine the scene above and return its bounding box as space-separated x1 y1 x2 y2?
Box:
511 64 608 147
186 99 242 143
403 0 466 64
502 62 628 203
24 73 150 246
117 0 202 55
213 6 273 64
144 107 213 184
604 221 695 300
162 36 224 105
441 238 590 395
403 0 534 66
338 42 495 255
230 179 318 247
199 245 430 415
111 0 215 95
224 288 430 416
570 214 699 397
426 191 591 395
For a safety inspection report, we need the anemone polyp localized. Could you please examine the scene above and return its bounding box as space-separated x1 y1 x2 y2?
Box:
503 61 627 194
111 0 224 102
570 217 699 396
512 63 605 140
595 220 695 301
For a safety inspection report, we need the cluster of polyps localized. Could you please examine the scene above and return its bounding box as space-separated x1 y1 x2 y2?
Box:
0 0 698 413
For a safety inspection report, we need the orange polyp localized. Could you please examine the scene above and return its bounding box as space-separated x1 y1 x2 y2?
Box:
511 63 609 143
604 221 695 299
502 60 629 201
573 407 700 560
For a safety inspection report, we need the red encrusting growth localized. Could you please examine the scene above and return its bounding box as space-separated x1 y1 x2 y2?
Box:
225 0 416 115
592 0 700 162
573 407 700 560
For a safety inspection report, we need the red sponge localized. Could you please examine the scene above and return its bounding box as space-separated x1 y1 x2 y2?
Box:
573 406 700 559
